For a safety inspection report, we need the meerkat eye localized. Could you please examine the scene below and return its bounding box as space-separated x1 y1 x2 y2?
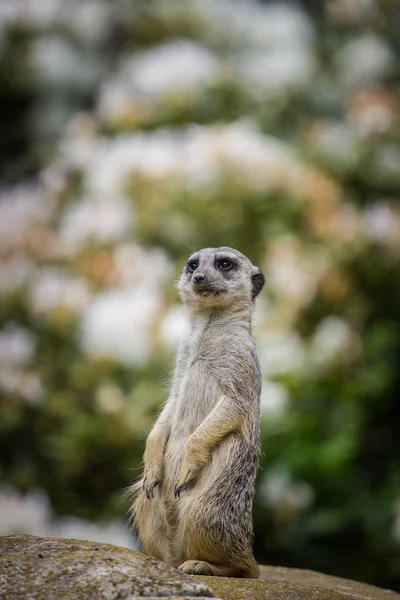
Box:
188 261 198 272
218 259 233 270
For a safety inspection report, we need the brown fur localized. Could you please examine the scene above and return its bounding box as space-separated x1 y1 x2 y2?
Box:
131 247 265 577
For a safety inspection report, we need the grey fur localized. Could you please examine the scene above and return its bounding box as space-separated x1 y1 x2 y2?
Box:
132 247 264 578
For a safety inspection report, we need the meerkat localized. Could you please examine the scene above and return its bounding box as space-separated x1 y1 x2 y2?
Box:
131 247 265 578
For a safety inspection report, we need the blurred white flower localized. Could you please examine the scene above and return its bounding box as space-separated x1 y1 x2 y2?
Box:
81 130 184 197
0 368 43 404
81 245 171 367
96 383 125 415
98 39 221 123
363 202 400 248
0 257 34 294
0 0 62 27
0 325 35 366
179 121 308 194
310 121 360 170
132 40 219 96
59 196 134 251
31 37 101 87
191 121 285 171
72 122 327 200
83 135 155 197
268 239 325 308
113 244 172 288
238 46 315 97
371 143 400 182
203 0 313 49
336 34 395 88
356 105 394 137
41 162 69 196
260 380 290 418
81 285 163 366
0 324 42 404
98 3 315 120
101 40 219 107
179 121 332 200
347 90 398 138
60 114 100 171
0 1 20 25
60 0 113 47
331 203 364 244
29 268 92 316
310 317 353 366
0 184 54 251
259 330 305 377
159 306 190 351
260 470 315 514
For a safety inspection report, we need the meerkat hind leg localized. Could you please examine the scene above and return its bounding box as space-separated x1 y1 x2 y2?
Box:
134 493 170 562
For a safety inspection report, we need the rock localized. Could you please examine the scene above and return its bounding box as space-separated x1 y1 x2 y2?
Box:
259 565 400 600
1 534 399 600
195 566 400 600
0 534 216 600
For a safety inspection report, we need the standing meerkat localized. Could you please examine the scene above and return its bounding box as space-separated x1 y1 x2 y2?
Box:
132 247 265 578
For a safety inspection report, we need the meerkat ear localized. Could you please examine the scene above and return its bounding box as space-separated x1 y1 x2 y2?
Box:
251 267 265 299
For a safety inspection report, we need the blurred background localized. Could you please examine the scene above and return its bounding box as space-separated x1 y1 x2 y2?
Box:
0 0 399 590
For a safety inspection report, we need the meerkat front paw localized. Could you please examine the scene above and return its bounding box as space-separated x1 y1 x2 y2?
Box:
143 469 162 499
143 479 158 499
174 470 193 499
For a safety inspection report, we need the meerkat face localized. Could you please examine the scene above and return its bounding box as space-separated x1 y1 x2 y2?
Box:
178 247 265 313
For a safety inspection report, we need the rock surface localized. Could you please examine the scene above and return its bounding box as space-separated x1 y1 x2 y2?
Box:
1 534 399 600
198 568 400 600
259 565 399 600
0 534 215 600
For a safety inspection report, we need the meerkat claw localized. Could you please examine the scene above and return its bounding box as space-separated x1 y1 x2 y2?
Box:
174 482 187 498
174 483 185 498
145 481 158 499
174 471 192 498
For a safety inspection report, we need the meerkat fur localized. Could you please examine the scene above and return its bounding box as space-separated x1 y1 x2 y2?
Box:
131 247 265 578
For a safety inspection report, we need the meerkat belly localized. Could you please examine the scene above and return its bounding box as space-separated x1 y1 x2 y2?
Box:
163 361 221 489
176 434 258 557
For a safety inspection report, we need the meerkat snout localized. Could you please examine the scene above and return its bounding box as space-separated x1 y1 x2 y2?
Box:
193 273 206 284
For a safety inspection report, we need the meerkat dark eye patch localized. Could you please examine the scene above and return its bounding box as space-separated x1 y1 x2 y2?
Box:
216 258 236 271
187 261 198 273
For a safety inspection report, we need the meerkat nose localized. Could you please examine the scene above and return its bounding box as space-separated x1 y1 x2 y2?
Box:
193 273 206 284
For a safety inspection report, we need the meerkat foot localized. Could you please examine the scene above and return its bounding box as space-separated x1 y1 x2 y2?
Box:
179 559 259 578
178 560 214 575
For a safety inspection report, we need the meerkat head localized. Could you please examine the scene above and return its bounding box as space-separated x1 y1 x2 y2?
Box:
178 247 265 314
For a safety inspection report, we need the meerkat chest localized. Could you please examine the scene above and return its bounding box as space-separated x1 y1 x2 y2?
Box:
170 324 224 436
187 320 235 366
174 367 216 435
